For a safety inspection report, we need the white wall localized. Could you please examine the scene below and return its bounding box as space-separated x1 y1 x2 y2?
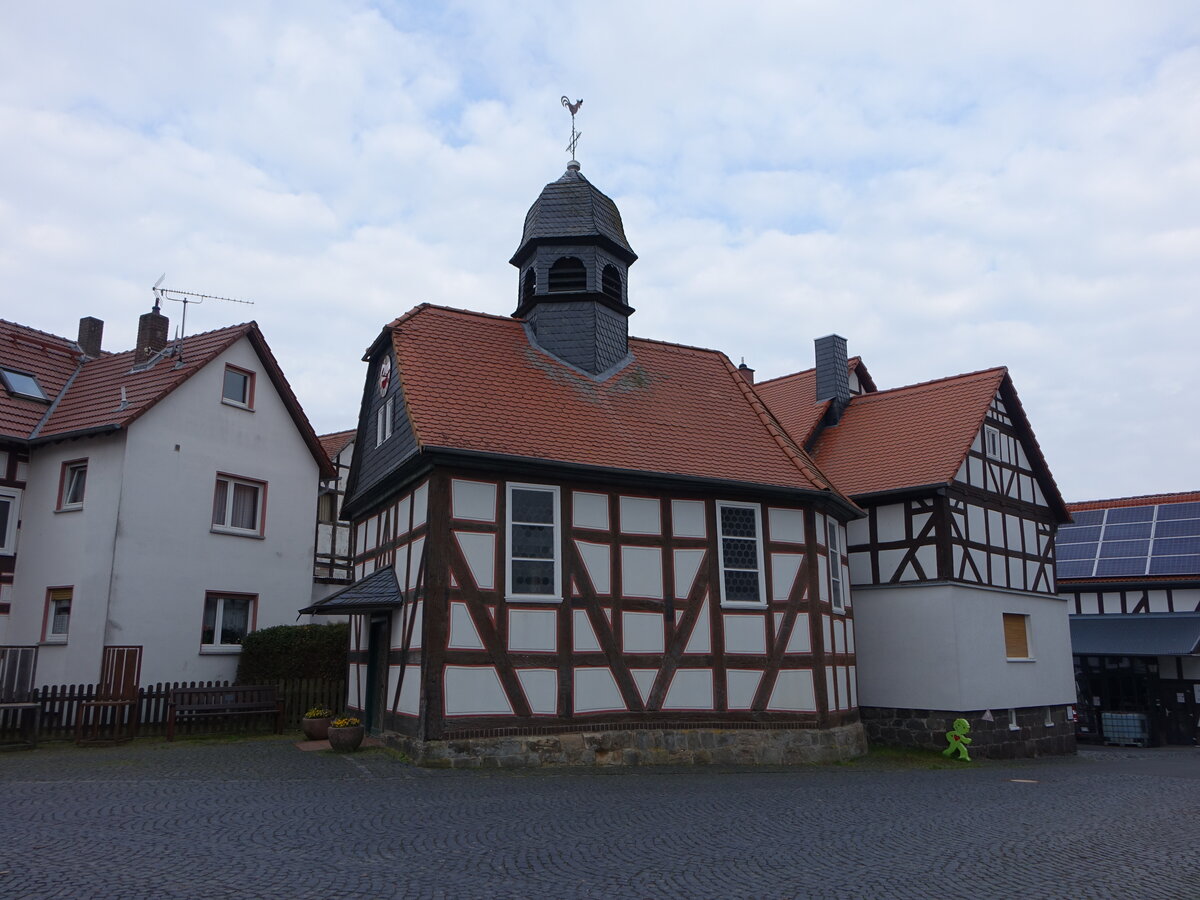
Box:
853 581 1075 711
7 433 128 685
104 337 320 685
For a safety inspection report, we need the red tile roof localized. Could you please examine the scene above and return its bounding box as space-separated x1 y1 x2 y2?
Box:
0 320 81 440
755 357 871 448
387 304 853 504
318 429 356 461
1 318 333 478
1067 491 1200 511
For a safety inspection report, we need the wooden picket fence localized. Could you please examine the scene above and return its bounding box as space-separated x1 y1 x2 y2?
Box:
0 677 346 742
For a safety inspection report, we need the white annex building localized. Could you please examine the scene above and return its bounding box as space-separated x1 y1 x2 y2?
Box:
0 305 335 687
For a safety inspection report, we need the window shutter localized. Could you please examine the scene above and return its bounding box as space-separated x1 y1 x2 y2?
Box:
1003 613 1029 658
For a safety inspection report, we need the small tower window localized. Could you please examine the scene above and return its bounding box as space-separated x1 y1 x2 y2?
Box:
523 269 536 299
548 257 587 292
601 265 622 301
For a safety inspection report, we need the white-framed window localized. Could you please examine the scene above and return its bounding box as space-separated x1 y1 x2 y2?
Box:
376 397 394 447
0 488 19 554
984 425 1001 459
221 364 255 409
716 500 766 607
1003 612 1032 660
211 475 265 536
44 587 72 643
828 520 845 613
57 459 87 510
506 483 560 601
201 592 256 650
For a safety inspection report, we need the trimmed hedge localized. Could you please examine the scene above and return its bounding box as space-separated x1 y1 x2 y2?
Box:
236 622 349 683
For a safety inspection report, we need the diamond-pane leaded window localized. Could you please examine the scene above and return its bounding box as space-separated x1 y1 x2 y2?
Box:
508 484 560 599
717 502 765 606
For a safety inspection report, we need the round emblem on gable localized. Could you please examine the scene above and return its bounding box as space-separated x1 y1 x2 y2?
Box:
378 357 392 396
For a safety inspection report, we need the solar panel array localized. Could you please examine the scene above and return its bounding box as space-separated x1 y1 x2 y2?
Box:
1057 501 1200 579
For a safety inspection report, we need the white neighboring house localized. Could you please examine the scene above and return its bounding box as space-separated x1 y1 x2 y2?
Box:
312 429 355 605
0 306 334 687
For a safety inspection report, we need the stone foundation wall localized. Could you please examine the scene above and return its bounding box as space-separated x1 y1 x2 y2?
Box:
385 722 868 768
861 705 1076 758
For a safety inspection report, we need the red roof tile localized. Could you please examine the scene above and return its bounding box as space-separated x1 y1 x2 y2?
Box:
810 368 1007 497
318 429 356 461
1067 491 1200 511
756 358 870 448
388 305 853 503
0 320 81 440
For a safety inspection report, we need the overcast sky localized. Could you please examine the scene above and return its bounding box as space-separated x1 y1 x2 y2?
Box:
2 2 1197 502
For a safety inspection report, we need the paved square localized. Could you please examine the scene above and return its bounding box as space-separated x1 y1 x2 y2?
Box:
1 740 1196 899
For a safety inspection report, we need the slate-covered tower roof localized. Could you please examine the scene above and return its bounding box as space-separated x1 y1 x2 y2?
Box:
509 161 638 376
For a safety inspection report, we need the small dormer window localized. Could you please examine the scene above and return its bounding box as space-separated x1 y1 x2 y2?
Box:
601 265 622 301
0 367 47 401
548 257 586 292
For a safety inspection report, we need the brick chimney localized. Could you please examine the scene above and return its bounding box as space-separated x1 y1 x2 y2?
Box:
814 334 851 426
77 316 104 358
135 303 169 363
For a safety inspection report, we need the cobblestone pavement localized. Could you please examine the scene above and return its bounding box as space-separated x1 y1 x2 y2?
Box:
0 739 1197 899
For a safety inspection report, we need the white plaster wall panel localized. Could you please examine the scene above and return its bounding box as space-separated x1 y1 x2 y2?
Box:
915 545 937 580
821 615 833 654
574 667 625 712
834 618 846 654
662 668 714 710
619 496 661 535
508 608 557 652
842 563 852 608
396 495 412 536
671 500 706 538
768 507 806 544
849 551 871 585
575 540 612 594
987 510 1003 545
454 531 496 590
516 668 558 715
967 457 984 487
785 614 812 654
621 546 663 599
818 554 830 602
1008 557 1024 591
366 518 378 554
876 505 905 542
448 602 484 650
392 543 409 589
967 504 986 541
444 666 512 716
1025 560 1040 592
1033 482 1047 506
969 548 988 580
1076 595 1099 615
1148 591 1171 612
849 666 858 707
622 611 664 654
451 479 496 522
573 491 609 530
389 665 421 715
877 549 907 582
846 619 855 653
408 537 426 589
770 553 804 602
409 601 423 648
971 432 983 453
346 663 364 710
1022 519 1037 552
1016 443 1031 470
684 597 711 653
911 512 932 538
954 461 968 483
773 612 784 635
826 666 837 709
767 669 816 712
630 668 657 706
673 549 705 599
412 482 429 528
990 553 1008 588
846 516 869 545
573 609 601 652
815 512 827 545
723 614 767 654
838 666 850 711
726 669 762 710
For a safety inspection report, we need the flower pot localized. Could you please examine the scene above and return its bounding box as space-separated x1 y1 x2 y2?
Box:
327 724 365 753
302 717 331 741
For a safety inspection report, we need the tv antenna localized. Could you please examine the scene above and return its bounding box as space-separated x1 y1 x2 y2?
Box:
151 274 254 365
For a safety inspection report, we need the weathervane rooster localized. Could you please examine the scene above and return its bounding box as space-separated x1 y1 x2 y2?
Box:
561 95 583 158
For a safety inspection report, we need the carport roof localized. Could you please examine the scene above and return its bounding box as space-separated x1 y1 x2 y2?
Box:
1069 613 1200 657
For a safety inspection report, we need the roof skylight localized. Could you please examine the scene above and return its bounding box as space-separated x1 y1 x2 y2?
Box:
0 367 48 401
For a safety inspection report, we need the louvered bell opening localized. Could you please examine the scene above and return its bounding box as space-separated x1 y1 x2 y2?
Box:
548 256 587 292
523 268 536 299
601 264 622 301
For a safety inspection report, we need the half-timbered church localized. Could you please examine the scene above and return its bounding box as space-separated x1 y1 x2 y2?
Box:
309 154 1077 764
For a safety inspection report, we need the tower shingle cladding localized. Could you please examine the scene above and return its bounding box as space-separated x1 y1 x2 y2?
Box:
528 302 629 374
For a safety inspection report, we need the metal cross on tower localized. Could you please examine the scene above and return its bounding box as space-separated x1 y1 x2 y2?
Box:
561 95 583 159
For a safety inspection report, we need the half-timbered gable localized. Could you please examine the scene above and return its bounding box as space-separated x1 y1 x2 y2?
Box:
1056 492 1200 745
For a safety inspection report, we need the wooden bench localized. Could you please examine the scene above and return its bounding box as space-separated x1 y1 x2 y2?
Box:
0 646 41 749
166 685 284 741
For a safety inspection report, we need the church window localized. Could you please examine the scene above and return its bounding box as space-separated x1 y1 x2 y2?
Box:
506 483 561 601
717 501 766 607
548 257 586 292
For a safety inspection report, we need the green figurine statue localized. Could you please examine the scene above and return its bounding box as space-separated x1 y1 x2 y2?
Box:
943 717 973 761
